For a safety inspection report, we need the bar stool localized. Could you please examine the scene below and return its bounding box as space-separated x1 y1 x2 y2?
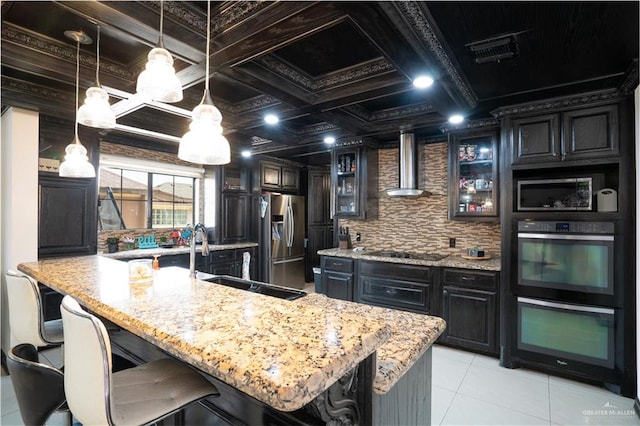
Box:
60 295 219 425
6 343 71 426
5 270 63 348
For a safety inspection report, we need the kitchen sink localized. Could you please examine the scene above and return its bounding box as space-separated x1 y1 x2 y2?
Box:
199 275 306 300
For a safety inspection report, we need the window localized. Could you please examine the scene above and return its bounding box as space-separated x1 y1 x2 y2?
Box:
98 157 202 230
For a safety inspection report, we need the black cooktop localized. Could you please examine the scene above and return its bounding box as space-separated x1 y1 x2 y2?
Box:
365 250 448 261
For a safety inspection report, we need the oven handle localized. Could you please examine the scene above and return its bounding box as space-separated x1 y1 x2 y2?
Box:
518 297 614 315
517 233 614 242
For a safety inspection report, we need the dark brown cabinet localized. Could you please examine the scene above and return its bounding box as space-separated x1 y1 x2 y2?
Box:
439 268 499 355
448 128 499 220
38 116 98 258
220 194 249 244
321 256 354 301
218 161 260 245
307 169 333 279
357 261 433 314
562 104 619 160
209 248 257 279
511 104 618 165
260 161 300 193
331 144 378 220
38 174 97 258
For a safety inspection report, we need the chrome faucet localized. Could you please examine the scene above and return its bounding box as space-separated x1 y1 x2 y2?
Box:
188 223 209 278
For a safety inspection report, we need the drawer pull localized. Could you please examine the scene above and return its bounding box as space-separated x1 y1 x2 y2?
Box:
385 288 398 296
461 275 476 281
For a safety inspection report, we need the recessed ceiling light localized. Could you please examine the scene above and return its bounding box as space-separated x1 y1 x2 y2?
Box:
241 150 252 158
324 136 336 144
264 114 279 125
449 114 464 124
413 75 434 89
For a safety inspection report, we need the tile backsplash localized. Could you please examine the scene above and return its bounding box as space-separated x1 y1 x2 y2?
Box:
339 143 501 256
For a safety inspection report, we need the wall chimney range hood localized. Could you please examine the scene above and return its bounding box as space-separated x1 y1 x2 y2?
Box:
386 132 429 197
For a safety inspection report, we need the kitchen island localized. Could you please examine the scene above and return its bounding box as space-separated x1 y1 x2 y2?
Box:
19 255 445 425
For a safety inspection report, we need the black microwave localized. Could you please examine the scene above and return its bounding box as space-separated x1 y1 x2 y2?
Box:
517 178 592 211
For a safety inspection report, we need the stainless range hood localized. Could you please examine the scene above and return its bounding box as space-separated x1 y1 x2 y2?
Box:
386 132 429 197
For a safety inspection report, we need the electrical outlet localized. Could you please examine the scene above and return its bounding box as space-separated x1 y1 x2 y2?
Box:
356 233 362 242
449 238 456 248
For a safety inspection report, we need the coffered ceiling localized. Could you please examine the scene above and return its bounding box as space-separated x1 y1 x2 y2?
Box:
1 1 638 166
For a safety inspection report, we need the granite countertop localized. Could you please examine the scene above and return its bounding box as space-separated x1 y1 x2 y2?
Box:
102 242 258 260
302 293 445 394
18 255 443 411
318 248 501 271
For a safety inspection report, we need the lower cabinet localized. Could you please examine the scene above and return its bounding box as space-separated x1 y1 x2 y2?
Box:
357 261 433 314
439 268 499 355
318 256 500 355
209 248 257 279
321 257 354 301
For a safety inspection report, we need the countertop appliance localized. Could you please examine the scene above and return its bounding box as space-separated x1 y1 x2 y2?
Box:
261 194 306 290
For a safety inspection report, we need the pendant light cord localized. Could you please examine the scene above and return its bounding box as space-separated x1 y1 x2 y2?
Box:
158 0 165 48
74 38 80 140
205 0 210 93
95 25 101 86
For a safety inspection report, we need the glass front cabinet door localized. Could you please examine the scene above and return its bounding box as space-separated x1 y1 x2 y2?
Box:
448 128 499 220
333 148 359 217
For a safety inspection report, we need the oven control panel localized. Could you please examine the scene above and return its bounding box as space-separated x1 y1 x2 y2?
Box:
518 221 614 234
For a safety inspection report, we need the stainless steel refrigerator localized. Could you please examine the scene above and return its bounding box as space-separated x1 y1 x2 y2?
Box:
261 194 306 289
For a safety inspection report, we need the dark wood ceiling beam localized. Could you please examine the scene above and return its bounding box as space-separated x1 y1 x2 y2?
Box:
177 2 348 89
55 1 204 64
339 3 468 118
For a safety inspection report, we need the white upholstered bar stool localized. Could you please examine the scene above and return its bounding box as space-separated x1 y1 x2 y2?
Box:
60 295 219 425
5 270 64 348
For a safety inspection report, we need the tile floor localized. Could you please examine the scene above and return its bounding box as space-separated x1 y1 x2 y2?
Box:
1 344 639 425
431 345 639 425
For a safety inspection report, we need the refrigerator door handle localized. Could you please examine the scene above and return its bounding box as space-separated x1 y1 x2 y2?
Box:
272 256 305 265
286 204 294 248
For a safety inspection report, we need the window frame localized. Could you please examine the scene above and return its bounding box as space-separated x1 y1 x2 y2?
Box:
98 155 204 230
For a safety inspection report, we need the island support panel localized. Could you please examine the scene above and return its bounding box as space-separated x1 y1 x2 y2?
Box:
372 348 432 425
107 322 378 425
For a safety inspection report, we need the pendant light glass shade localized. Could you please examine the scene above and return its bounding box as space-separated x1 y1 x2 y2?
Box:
60 30 96 178
179 93 230 164
136 2 183 103
59 135 96 178
178 0 230 165
77 86 115 129
77 25 115 129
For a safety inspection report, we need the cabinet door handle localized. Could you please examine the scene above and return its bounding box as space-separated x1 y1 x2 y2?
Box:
443 289 448 295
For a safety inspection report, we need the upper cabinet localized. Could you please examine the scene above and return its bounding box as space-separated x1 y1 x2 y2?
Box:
331 143 378 220
260 161 300 193
448 128 499 221
511 104 619 165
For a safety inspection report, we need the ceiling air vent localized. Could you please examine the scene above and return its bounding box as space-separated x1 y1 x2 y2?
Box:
466 33 519 64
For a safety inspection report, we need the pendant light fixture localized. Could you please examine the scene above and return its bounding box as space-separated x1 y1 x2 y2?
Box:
77 24 116 129
178 0 230 165
136 0 183 103
59 30 96 178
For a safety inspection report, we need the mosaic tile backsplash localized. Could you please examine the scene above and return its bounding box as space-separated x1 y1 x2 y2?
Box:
339 143 502 256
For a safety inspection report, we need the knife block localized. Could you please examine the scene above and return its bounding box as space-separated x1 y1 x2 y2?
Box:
338 238 352 250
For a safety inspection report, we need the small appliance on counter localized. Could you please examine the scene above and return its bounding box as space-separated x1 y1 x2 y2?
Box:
462 247 491 260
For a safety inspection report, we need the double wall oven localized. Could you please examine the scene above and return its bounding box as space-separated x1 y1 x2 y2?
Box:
512 221 621 384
